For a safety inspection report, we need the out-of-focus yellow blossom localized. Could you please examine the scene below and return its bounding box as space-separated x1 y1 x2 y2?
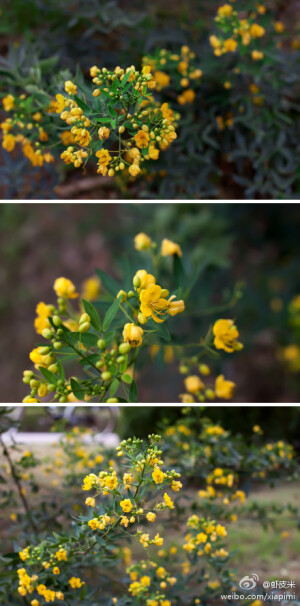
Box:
215 375 235 400
81 276 101 301
161 239 182 257
54 277 78 299
134 233 152 251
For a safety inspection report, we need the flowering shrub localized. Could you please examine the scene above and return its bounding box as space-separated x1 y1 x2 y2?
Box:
1 1 300 198
22 233 243 403
0 407 299 605
1 66 178 177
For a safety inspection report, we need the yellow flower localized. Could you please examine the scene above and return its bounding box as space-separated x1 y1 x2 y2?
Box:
85 497 95 507
161 238 182 257
213 319 241 353
146 512 156 522
72 127 91 147
98 126 110 140
2 133 15 152
169 297 185 317
134 130 150 149
134 269 156 292
179 393 195 403
64 81 77 95
184 375 204 394
54 277 78 299
129 162 141 177
34 302 52 335
123 323 143 347
252 50 264 60
60 130 75 145
140 284 170 323
81 276 101 301
69 577 84 589
134 233 152 250
217 4 233 17
210 35 222 50
56 548 68 561
152 466 166 484
96 148 112 175
120 499 133 513
215 375 235 400
2 94 15 111
249 24 266 38
223 38 238 52
274 21 284 33
163 493 174 509
154 70 170 89
178 89 196 105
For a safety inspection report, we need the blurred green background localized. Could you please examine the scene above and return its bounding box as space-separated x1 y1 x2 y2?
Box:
0 202 299 403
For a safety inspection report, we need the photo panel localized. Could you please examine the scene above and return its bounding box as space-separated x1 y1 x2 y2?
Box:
0 202 299 404
0 404 299 604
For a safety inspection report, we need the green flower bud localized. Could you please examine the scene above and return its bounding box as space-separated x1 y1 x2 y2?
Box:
179 365 188 374
101 371 112 381
79 313 90 324
42 329 54 339
118 342 131 354
106 398 118 403
96 360 105 369
137 312 147 325
52 315 62 326
78 321 90 333
47 384 56 392
128 290 135 298
97 339 106 350
160 288 169 298
133 276 141 288
48 364 59 374
53 341 62 350
116 355 125 364
30 379 40 389
38 346 51 355
23 370 34 378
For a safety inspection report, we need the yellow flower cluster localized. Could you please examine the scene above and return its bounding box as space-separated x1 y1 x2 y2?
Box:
211 4 267 61
1 94 55 166
183 516 228 557
58 66 178 177
142 46 202 105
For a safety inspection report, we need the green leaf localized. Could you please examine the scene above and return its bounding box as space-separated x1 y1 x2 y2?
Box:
39 367 58 384
82 299 102 331
129 379 138 403
70 378 85 401
122 373 132 384
173 254 185 288
73 95 89 111
110 379 119 397
121 69 132 88
157 323 171 341
103 297 121 332
95 268 120 296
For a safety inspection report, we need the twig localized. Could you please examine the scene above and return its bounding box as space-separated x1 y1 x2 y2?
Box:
0 436 38 533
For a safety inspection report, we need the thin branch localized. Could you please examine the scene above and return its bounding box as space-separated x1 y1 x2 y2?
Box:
0 436 38 533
